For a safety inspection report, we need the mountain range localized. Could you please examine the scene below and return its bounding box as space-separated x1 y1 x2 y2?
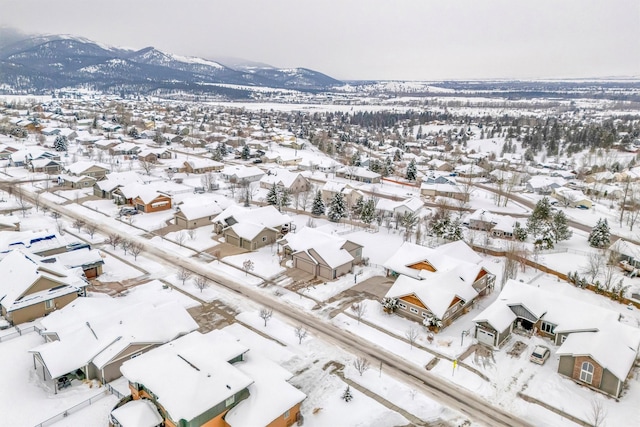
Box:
0 33 342 97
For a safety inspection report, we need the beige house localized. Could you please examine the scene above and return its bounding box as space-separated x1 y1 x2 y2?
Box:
213 205 291 251
182 158 224 174
30 298 198 391
0 250 87 325
280 227 363 280
174 203 223 229
65 161 110 180
59 174 97 189
259 168 310 193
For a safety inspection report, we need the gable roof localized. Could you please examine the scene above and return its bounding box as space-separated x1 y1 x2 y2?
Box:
0 250 85 313
120 331 254 423
30 298 198 379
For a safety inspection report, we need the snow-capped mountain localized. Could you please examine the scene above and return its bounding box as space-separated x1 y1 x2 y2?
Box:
0 34 342 96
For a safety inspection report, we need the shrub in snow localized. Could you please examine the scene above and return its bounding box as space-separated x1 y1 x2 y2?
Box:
381 297 399 313
342 386 353 402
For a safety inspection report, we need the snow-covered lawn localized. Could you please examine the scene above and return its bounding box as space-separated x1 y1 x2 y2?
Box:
123 279 200 309
95 251 146 282
164 225 218 252
224 245 284 280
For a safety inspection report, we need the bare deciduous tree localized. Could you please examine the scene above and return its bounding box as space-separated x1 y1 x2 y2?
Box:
106 233 122 250
259 308 273 327
84 223 98 239
138 158 155 175
121 239 131 255
194 275 209 293
242 259 255 276
129 242 143 260
587 398 607 427
353 356 370 376
176 266 192 286
350 303 367 325
73 218 86 232
187 229 196 240
294 325 309 344
582 251 605 284
405 326 419 350
175 231 186 247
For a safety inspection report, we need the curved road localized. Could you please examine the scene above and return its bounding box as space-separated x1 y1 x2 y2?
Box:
9 182 534 427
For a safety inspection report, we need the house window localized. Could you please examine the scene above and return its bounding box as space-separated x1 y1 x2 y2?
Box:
45 299 54 310
541 321 556 334
225 395 235 407
580 361 594 384
421 312 429 318
284 409 290 419
398 303 407 309
410 307 419 314
560 335 567 344
130 351 143 359
262 236 267 242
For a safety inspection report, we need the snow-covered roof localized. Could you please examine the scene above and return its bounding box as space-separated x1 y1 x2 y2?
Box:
336 166 381 179
31 298 198 379
383 240 481 280
225 345 306 427
214 205 290 230
120 331 254 424
221 165 264 180
66 161 106 175
385 266 480 319
95 171 143 192
307 240 354 269
110 399 163 427
420 183 462 193
0 250 85 313
259 168 305 188
559 320 640 381
177 202 223 221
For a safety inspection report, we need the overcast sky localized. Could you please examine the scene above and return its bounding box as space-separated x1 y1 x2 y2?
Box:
2 0 639 80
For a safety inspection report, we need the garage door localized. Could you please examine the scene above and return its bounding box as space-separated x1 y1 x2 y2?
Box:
294 257 315 275
476 328 495 346
226 235 240 247
84 267 98 279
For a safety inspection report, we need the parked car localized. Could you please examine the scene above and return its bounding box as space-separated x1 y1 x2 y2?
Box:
193 187 206 194
119 207 139 216
576 205 589 210
530 345 550 365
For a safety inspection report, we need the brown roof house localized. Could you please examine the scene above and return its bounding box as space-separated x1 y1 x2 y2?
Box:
111 330 306 427
279 227 363 280
0 250 88 325
132 187 173 213
473 280 640 398
30 297 198 392
383 240 494 330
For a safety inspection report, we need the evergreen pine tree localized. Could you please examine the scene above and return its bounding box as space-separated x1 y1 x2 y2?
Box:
360 199 376 225
513 221 528 241
406 159 417 181
342 385 353 402
588 218 611 248
278 188 291 211
534 221 555 250
382 157 394 177
527 197 551 238
444 218 463 241
311 190 325 216
328 193 347 222
241 144 250 160
54 135 68 152
551 210 572 243
266 183 279 206
352 196 364 217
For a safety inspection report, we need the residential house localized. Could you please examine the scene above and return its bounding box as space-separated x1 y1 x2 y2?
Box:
420 182 465 201
0 250 87 325
335 166 381 183
375 197 424 218
65 161 110 180
28 158 63 174
525 176 564 195
259 168 310 194
321 181 364 207
174 201 224 229
220 165 265 184
0 215 20 231
464 209 498 231
58 174 97 190
610 239 640 269
473 280 640 398
94 139 120 152
110 142 141 157
426 159 453 172
40 247 105 279
261 152 302 166
552 186 593 209
213 205 291 251
93 171 143 199
182 159 224 174
279 227 363 280
383 241 495 328
30 298 198 391
132 188 172 213
455 164 486 178
112 330 305 427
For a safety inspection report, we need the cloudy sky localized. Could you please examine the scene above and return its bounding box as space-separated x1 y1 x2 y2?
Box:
2 0 638 80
